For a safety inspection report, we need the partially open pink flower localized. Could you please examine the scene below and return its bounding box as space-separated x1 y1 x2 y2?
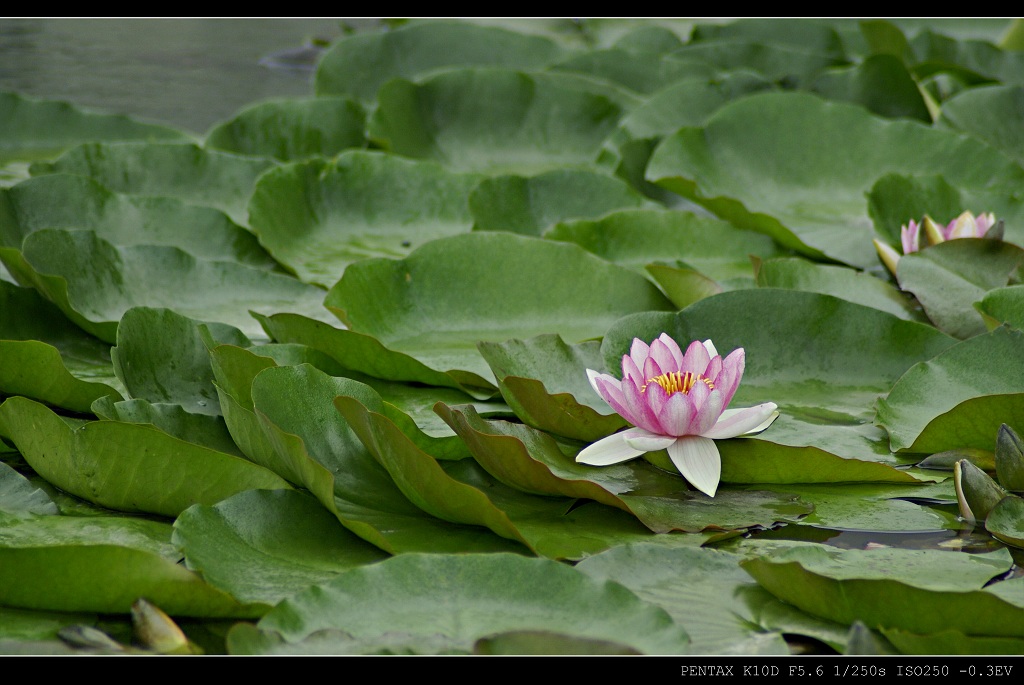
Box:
943 211 996 240
901 219 922 254
577 334 778 497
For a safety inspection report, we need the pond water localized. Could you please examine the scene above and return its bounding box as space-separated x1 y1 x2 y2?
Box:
0 18 366 134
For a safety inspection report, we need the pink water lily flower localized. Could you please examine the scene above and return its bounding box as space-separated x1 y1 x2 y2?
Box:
577 334 778 497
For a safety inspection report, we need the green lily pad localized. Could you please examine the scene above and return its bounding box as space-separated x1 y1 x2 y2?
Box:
468 169 649 236
670 40 845 86
368 69 624 175
205 97 366 162
602 289 956 479
0 396 289 518
0 91 189 164
545 208 784 288
0 511 257 617
877 327 1024 453
550 49 715 96
5 228 330 343
909 29 1024 85
741 544 1024 637
882 627 1024 655
0 461 58 517
314 21 566 102
90 397 244 459
476 334 626 442
246 152 482 286
976 285 1024 332
940 85 1024 166
0 173 274 268
27 142 276 225
436 404 812 534
111 307 248 415
576 544 789 654
172 489 387 607
895 239 1024 339
809 54 931 122
228 553 690 655
755 256 927 322
647 91 1024 268
0 606 96 643
325 232 675 388
0 281 123 412
247 364 522 555
985 495 1024 548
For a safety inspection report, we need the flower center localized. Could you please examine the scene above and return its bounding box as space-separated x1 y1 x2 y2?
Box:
642 371 714 396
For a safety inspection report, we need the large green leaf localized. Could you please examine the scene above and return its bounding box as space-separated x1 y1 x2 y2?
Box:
0 511 257 617
0 396 289 517
647 91 1024 268
469 169 649 236
0 281 122 412
978 285 1024 331
0 462 58 517
368 69 624 175
939 85 1024 166
110 307 248 415
602 289 956 479
247 364 522 555
314 21 566 102
545 208 786 288
0 91 189 164
476 334 626 442
90 397 244 459
173 489 387 607
27 142 276 225
549 49 715 95
0 173 273 268
228 553 691 655
895 239 1024 339
325 232 675 387
576 544 789 654
4 229 330 343
246 152 481 286
809 54 931 122
877 327 1024 453
755 256 928 322
742 544 1024 638
437 404 812 534
205 97 366 162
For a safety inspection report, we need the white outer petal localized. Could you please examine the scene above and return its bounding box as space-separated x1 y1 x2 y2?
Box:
702 403 778 439
667 436 721 497
702 339 718 358
622 428 676 452
587 368 618 397
576 431 645 466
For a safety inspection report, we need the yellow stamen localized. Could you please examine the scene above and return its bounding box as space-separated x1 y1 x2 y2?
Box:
642 371 714 396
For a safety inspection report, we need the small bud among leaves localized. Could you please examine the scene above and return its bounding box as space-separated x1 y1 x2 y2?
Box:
996 424 1024 491
954 459 1009 525
132 598 199 655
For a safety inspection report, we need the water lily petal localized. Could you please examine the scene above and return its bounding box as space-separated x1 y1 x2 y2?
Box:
715 348 745 408
649 337 677 374
587 369 616 397
629 338 651 372
575 431 645 466
681 339 711 376
701 339 718 358
703 355 723 384
693 388 725 435
621 353 643 387
658 333 685 369
643 355 664 383
658 389 695 437
873 239 901 276
621 374 663 433
667 436 721 497
703 402 779 439
622 427 676 452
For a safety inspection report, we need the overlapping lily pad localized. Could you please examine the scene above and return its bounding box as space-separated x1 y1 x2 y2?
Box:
877 327 1024 453
246 152 482 286
27 142 276 225
324 231 675 388
368 69 625 175
205 97 366 162
0 281 122 411
0 173 273 268
647 91 1024 268
6 228 331 342
227 552 691 655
